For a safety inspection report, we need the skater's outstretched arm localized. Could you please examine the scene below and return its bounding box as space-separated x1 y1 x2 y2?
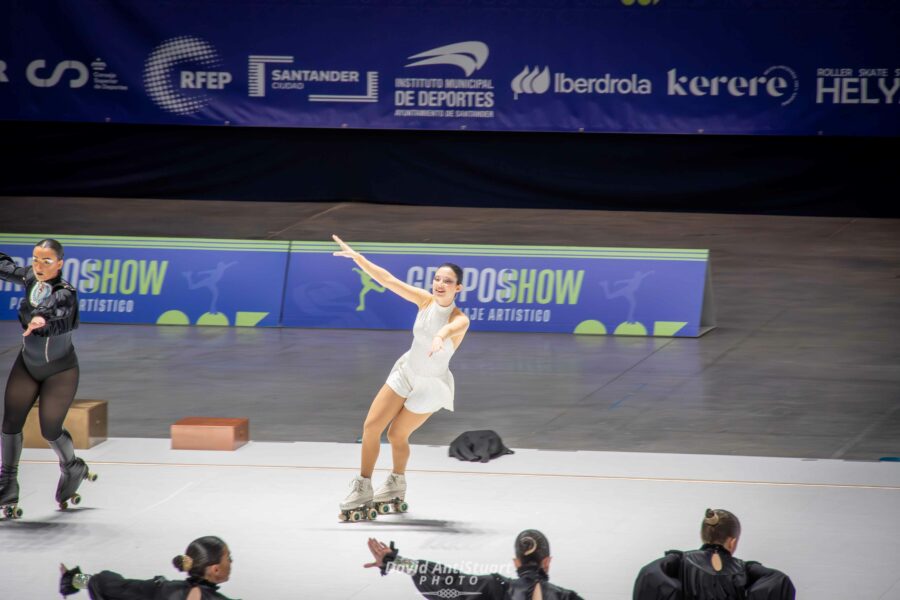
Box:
365 539 507 599
632 552 683 600
0 252 28 285
745 562 796 599
333 235 431 307
59 564 165 597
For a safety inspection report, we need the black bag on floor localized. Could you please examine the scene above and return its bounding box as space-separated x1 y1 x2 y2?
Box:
449 430 514 463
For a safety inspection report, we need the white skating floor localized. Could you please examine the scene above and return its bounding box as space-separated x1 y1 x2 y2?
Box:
2 439 899 599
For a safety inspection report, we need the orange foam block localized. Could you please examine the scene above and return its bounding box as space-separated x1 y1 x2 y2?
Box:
170 417 249 451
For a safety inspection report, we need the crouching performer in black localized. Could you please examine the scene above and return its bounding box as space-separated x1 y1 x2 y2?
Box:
0 239 96 519
365 529 585 600
633 508 796 600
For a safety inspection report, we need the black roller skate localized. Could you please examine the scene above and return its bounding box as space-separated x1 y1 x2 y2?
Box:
0 432 23 519
49 430 97 510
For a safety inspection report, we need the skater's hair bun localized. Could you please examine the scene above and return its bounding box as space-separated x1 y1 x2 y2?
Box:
515 529 550 566
173 555 193 572
437 263 464 285
172 536 228 579
35 238 64 260
701 509 741 545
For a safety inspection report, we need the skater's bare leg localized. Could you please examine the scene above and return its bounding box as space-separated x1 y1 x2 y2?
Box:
386 408 432 475
360 385 405 478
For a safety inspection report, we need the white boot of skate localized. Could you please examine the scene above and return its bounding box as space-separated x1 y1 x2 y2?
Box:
339 475 376 522
373 472 408 514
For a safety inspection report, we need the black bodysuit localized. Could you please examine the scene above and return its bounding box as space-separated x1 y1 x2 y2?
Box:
632 544 796 600
0 253 79 380
1 252 80 438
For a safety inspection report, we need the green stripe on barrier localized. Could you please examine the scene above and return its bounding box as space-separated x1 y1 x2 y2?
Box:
0 234 288 252
290 248 707 257
291 241 707 254
291 251 706 260
292 252 705 261
289 242 707 261
1 235 707 260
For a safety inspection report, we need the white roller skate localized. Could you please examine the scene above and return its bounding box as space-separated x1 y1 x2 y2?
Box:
338 475 377 522
373 472 408 515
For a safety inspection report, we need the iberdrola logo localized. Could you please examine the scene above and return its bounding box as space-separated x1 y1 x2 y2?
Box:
511 66 550 100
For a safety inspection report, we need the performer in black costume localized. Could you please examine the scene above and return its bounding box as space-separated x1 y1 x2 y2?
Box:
0 240 96 518
59 535 236 600
365 530 585 599
632 508 796 600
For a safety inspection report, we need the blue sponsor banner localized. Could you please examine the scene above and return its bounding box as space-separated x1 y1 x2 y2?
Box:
0 1 897 136
283 242 714 337
0 234 287 327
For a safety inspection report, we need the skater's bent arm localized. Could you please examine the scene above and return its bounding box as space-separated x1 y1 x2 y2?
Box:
31 287 76 322
384 559 506 598
366 539 507 599
436 311 470 341
0 253 28 285
404 560 507 598
24 286 76 336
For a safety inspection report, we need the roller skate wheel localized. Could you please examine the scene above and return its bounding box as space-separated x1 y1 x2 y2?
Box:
11 506 22 518
367 508 378 520
88 472 98 482
71 494 82 506
397 501 408 512
59 501 68 510
379 503 391 514
351 510 362 522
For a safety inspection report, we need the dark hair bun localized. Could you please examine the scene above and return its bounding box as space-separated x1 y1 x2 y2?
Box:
172 554 193 572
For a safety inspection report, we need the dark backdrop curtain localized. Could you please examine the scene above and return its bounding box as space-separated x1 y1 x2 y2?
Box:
2 120 895 216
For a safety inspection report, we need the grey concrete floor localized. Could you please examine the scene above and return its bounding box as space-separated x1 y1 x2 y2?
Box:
1 196 898 460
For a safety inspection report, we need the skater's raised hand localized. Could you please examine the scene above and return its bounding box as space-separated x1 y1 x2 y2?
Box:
332 235 361 260
23 316 46 337
59 564 85 596
363 538 396 569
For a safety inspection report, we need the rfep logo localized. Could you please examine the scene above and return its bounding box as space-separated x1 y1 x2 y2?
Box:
180 71 231 90
26 60 89 88
144 36 232 115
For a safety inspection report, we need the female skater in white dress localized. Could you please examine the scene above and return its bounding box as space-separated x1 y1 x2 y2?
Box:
332 235 469 520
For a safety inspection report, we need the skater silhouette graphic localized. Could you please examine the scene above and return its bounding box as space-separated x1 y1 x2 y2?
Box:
183 261 236 315
353 267 386 311
599 271 654 323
